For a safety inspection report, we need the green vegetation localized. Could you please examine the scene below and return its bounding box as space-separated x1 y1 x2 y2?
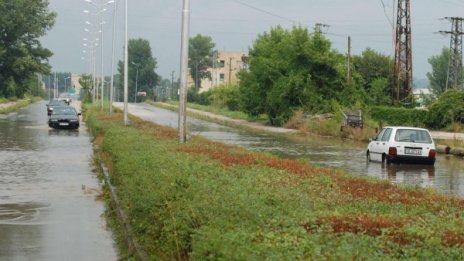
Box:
239 26 346 126
426 89 464 129
86 106 464 260
0 0 55 99
117 38 159 103
369 106 428 128
189 34 216 90
0 97 41 114
427 48 454 96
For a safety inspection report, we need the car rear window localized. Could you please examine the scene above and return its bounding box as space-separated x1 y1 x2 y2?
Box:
394 129 433 144
53 107 77 115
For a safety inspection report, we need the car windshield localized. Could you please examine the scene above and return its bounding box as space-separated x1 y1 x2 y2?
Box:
394 129 433 144
52 107 77 115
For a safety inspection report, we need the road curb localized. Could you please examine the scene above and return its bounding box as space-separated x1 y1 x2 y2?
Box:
100 163 148 261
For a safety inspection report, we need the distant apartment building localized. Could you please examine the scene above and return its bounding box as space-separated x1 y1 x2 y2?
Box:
189 51 249 93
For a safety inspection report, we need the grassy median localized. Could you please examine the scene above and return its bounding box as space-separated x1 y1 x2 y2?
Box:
85 105 464 260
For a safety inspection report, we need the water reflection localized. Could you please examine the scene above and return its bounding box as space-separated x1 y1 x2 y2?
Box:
47 129 80 137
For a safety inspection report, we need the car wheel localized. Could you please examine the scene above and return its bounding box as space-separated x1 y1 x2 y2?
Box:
366 151 371 162
385 156 392 164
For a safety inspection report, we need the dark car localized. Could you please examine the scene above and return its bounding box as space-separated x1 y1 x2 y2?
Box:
48 106 81 129
46 99 67 116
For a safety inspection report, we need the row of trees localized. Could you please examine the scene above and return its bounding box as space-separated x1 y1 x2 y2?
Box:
0 0 55 98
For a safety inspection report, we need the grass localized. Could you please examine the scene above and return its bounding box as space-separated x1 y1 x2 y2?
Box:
0 97 41 114
86 105 464 260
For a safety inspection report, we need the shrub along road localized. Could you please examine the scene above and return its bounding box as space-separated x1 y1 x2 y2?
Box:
87 104 464 260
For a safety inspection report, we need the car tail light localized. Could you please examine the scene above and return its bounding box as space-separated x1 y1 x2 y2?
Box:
428 149 436 158
388 147 397 156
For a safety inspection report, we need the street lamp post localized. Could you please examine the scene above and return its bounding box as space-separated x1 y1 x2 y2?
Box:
109 0 118 114
123 0 129 125
84 0 114 110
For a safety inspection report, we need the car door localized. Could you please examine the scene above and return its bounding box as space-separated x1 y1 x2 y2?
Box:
369 128 386 161
369 128 393 161
378 128 393 159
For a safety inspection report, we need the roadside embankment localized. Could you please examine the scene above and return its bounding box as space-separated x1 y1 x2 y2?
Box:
85 104 464 260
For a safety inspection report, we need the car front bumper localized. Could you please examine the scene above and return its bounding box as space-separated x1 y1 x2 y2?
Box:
48 121 79 129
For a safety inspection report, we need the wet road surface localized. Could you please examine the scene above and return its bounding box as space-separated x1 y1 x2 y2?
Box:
0 101 117 260
116 102 464 197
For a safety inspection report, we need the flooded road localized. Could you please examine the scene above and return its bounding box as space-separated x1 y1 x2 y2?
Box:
0 101 116 260
118 102 464 197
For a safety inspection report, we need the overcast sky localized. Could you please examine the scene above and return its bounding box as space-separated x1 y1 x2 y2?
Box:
41 0 464 81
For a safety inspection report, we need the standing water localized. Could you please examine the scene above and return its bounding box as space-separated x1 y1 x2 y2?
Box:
0 101 116 260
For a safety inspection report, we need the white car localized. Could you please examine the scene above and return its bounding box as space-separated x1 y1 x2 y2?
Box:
367 126 436 165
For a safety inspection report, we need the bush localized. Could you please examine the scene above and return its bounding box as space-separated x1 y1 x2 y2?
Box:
425 89 464 129
369 106 427 127
187 88 211 105
208 84 240 111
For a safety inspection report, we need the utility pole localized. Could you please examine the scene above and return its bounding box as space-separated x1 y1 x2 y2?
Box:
314 23 330 34
440 17 464 90
394 0 413 105
347 36 351 85
179 0 190 143
228 57 233 86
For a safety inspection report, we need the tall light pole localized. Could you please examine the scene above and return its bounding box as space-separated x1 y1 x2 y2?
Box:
109 0 118 114
123 0 129 125
84 0 114 110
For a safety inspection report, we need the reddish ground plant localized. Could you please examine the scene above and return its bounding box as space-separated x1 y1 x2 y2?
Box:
176 138 464 209
441 231 464 247
336 175 464 208
307 214 409 237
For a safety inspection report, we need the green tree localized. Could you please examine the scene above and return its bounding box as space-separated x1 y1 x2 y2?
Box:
368 77 393 105
79 74 93 102
426 89 464 129
352 48 393 104
189 34 215 90
0 0 56 98
239 26 344 126
426 47 455 97
118 38 159 103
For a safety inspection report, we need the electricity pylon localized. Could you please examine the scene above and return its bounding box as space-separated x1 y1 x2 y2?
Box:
394 0 413 105
440 17 464 90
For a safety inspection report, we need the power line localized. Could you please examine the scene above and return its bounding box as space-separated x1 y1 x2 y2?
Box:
379 0 394 27
229 0 297 24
